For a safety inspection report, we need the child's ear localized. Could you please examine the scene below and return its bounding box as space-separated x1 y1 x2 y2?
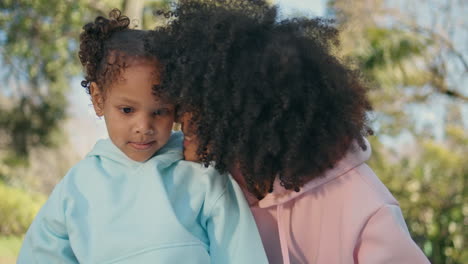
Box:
89 82 104 117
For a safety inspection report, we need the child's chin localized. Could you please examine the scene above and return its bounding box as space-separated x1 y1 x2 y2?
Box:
127 152 153 162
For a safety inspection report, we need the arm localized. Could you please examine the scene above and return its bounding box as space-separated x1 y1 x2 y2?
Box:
17 181 78 264
205 176 268 264
355 204 430 264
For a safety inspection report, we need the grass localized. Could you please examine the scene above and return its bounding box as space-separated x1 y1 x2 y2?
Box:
0 236 22 264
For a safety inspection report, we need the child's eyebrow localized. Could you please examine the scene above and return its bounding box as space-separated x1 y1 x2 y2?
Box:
115 97 139 105
116 96 173 108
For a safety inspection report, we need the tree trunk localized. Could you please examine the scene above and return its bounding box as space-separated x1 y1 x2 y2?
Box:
124 0 145 28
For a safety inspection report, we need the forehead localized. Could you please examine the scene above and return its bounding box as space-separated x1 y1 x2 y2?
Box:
121 60 160 82
102 54 160 84
106 61 168 104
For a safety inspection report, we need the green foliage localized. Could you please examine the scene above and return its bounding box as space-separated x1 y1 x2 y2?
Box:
0 0 109 159
358 28 432 88
0 235 22 262
341 26 435 135
0 182 46 236
330 1 467 262
368 127 468 264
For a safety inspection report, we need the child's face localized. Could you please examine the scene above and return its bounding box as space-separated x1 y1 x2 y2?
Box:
91 61 175 162
179 112 200 162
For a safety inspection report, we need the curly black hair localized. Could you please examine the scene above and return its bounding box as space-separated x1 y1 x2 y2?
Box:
79 9 154 94
147 0 373 198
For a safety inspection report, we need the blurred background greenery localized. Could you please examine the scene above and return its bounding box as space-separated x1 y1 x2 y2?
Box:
0 0 466 263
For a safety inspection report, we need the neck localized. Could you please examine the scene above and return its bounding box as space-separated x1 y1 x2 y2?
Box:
229 165 266 203
229 165 247 188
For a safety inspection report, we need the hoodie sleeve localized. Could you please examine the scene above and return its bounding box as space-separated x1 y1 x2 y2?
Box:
17 180 78 264
355 204 430 264
205 176 268 264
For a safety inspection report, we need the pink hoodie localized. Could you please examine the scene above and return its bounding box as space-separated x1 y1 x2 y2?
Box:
232 139 430 264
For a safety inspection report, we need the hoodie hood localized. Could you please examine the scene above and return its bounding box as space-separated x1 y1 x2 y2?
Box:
87 131 183 169
243 137 428 264
256 138 372 208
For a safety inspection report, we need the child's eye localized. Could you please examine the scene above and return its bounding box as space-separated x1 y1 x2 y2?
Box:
120 107 133 114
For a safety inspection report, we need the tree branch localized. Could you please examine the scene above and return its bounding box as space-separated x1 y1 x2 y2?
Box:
414 26 468 72
84 0 110 16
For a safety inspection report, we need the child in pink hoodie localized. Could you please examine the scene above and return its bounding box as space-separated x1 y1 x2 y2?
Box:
148 0 430 263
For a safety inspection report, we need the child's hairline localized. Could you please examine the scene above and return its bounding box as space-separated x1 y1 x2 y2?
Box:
93 52 165 98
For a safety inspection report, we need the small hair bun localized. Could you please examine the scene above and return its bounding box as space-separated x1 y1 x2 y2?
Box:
79 9 130 89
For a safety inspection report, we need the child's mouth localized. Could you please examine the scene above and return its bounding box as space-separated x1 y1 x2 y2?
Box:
129 141 156 150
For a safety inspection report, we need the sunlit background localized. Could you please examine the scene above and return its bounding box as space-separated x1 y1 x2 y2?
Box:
1 1 467 263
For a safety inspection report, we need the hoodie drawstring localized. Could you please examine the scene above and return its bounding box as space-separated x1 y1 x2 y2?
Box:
277 204 290 264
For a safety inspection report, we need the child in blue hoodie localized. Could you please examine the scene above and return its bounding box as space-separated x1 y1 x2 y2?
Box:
17 9 267 264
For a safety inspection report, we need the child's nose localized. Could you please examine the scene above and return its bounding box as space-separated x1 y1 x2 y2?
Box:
134 115 155 135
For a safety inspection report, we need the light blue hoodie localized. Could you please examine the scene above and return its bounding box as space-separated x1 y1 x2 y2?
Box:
17 132 268 263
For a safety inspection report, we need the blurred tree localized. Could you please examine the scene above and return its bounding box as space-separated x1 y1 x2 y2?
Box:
0 0 117 166
329 0 467 134
367 124 467 263
328 0 467 263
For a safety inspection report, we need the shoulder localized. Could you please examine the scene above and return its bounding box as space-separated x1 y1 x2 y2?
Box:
172 161 230 189
302 138 397 206
298 162 399 216
356 203 429 263
59 154 134 194
62 155 106 181
169 161 232 204
313 162 401 227
350 163 398 206
305 164 410 237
